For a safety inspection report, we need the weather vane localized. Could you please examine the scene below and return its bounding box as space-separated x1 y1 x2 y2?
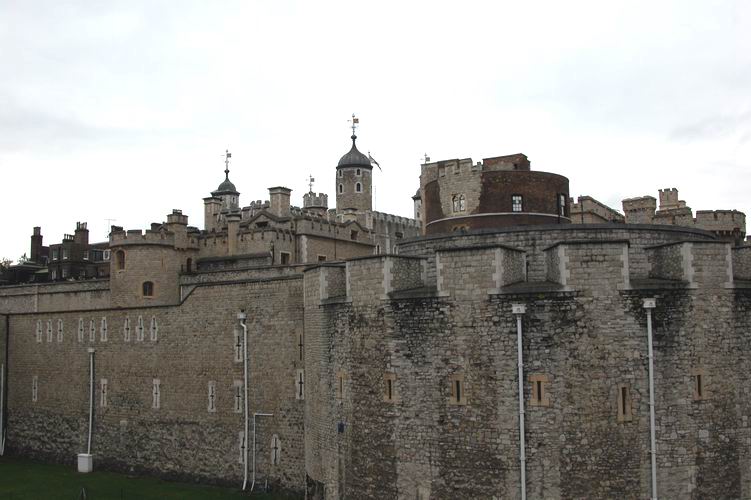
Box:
307 174 315 193
224 149 232 178
348 113 359 136
423 153 431 163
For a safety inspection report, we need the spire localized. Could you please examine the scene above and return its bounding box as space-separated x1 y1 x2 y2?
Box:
348 113 359 144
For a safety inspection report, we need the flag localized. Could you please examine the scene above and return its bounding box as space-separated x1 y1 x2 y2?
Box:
368 153 381 171
353 117 359 124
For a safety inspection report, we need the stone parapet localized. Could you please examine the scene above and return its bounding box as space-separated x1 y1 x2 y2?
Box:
647 241 733 288
345 255 425 303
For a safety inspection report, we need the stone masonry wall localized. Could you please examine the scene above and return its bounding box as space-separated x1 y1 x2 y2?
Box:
0 281 111 315
733 246 751 280
4 275 305 492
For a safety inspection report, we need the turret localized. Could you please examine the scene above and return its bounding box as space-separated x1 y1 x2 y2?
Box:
335 115 372 213
205 150 240 231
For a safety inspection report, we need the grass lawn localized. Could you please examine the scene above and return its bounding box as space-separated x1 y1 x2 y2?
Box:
0 457 297 499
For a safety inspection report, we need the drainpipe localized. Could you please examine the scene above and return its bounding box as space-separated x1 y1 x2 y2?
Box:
643 298 658 500
87 347 95 454
1 314 8 456
251 412 274 492
238 311 250 491
512 304 527 500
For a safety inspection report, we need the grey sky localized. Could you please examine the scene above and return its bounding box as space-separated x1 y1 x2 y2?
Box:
2 0 750 259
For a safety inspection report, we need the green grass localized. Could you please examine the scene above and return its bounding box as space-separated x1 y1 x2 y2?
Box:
0 457 295 499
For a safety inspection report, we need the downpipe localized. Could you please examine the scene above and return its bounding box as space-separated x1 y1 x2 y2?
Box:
643 298 658 500
512 304 527 500
1 314 8 455
238 311 250 491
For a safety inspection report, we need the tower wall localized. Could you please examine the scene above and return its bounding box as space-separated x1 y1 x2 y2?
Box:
336 166 372 212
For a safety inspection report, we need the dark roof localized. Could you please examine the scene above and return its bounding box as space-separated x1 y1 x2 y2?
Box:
337 135 371 168
212 176 238 195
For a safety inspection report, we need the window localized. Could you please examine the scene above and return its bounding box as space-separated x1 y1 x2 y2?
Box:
338 184 343 194
142 281 154 297
115 250 125 271
185 258 192 273
350 230 358 240
317 255 327 262
152 379 161 409
529 374 550 407
208 381 217 413
51 269 57 280
449 373 467 405
280 252 291 265
338 169 343 178
558 194 567 217
384 373 397 403
270 435 281 465
100 317 107 342
256 221 268 228
52 248 59 260
62 248 69 260
123 317 131 342
36 320 43 343
295 369 305 400
150 316 158 341
100 379 108 408
233 380 243 413
512 195 523 212
438 165 446 177
336 371 346 400
692 369 708 401
459 195 465 212
617 384 632 422
452 195 460 212
89 319 96 342
238 432 246 464
395 231 404 239
61 268 69 279
355 182 362 193
356 168 361 176
83 250 89 261
234 327 243 363
32 375 38 402
298 333 304 361
103 250 111 261
46 320 52 343
137 316 144 341
78 318 84 342
57 319 63 343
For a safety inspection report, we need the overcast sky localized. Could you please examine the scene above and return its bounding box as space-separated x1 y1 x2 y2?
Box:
1 0 749 259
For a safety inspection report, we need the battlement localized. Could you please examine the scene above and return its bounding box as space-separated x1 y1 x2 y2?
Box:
345 255 426 303
371 210 420 228
544 240 631 292
303 192 329 208
436 245 525 298
110 229 176 247
695 210 746 231
646 241 733 288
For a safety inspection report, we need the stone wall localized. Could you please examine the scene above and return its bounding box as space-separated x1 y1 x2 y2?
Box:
4 274 306 492
733 246 751 281
0 281 111 314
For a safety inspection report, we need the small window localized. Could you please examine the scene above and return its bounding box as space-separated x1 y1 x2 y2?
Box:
384 372 397 403
185 258 192 273
123 317 131 342
207 381 217 413
52 249 59 260
338 169 343 178
115 250 125 270
61 268 69 278
317 255 327 262
295 369 305 400
350 230 358 240
338 184 343 194
395 231 404 239
280 252 291 265
152 379 161 409
617 384 633 422
57 319 64 343
234 327 243 363
234 380 243 413
83 250 89 261
100 317 107 342
256 221 269 228
692 369 708 401
529 374 550 407
512 195 523 212
89 319 96 342
36 320 43 343
32 375 38 402
137 316 144 341
270 434 281 465
449 373 467 405
46 320 52 343
103 250 111 261
356 168 361 176
558 194 567 217
78 318 84 342
355 182 362 193
142 281 154 297
62 249 69 260
238 432 246 464
100 378 108 408
150 316 158 341
336 371 345 400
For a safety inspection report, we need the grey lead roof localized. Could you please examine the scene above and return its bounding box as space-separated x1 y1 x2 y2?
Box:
337 135 371 168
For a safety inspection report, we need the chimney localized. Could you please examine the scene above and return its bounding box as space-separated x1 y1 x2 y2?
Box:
268 187 292 218
30 226 43 263
226 213 241 256
74 222 89 246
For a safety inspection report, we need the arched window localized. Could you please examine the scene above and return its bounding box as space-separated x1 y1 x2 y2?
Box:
142 281 154 297
338 184 343 194
115 250 125 270
356 168 361 176
355 182 362 193
459 195 466 211
452 195 460 213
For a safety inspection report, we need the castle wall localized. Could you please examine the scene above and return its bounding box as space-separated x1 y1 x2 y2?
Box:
3 275 306 492
304 240 751 499
733 246 751 281
0 281 111 314
398 224 716 288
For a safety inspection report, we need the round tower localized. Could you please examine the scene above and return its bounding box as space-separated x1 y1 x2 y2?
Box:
335 122 372 213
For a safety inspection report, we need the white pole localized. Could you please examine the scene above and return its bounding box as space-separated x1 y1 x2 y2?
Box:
238 312 249 491
87 348 95 455
643 298 658 499
1 362 5 455
512 304 527 500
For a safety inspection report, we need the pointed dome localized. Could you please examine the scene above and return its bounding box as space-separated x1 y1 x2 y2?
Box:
337 135 371 168
213 176 238 195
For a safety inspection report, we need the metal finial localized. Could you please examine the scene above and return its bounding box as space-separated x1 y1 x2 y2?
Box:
348 113 359 140
224 149 232 179
423 153 430 163
307 174 315 193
